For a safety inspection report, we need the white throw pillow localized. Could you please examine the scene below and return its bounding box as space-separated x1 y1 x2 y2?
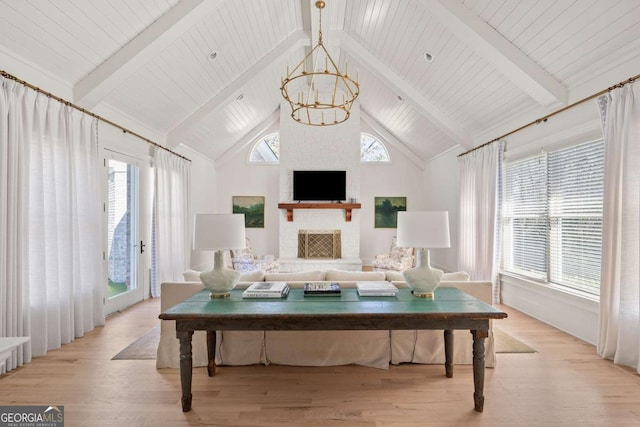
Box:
182 269 202 282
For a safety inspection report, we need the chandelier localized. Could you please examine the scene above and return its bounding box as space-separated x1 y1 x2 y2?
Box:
280 1 360 126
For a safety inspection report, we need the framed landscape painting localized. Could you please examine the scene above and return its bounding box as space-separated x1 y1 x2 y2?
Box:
374 196 407 228
233 196 265 228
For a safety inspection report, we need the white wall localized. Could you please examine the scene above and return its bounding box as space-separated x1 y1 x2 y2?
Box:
424 98 605 344
210 109 427 264
359 148 426 266
213 146 281 259
501 275 599 344
174 144 219 268
422 147 464 272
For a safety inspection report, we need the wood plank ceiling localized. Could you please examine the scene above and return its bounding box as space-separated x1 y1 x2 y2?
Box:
1 0 639 163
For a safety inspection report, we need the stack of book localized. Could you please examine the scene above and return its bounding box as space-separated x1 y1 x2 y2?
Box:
303 282 341 296
356 281 399 297
242 282 290 298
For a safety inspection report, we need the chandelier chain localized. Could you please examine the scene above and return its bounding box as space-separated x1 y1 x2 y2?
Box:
318 4 323 44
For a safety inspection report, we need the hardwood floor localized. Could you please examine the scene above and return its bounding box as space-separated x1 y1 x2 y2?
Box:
1 298 639 426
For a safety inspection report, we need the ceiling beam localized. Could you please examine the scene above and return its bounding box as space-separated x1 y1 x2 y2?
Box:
214 109 280 169
167 30 310 148
361 109 425 169
339 33 474 149
300 0 312 33
309 0 320 47
299 0 315 81
427 0 568 107
74 0 225 108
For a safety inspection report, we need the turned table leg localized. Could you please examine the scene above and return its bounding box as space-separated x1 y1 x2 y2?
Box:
471 329 488 412
207 330 216 377
177 329 194 412
444 329 454 378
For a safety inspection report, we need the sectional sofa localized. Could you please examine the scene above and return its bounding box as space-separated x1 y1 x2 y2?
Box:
156 269 495 370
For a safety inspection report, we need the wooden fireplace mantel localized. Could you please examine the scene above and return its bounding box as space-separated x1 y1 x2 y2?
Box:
278 203 361 222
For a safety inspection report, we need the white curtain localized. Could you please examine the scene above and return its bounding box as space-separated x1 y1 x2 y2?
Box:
458 141 504 303
597 82 640 373
0 79 30 372
1 77 104 371
151 147 191 297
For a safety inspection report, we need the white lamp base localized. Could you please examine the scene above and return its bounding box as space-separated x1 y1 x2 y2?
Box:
200 250 240 298
402 249 443 298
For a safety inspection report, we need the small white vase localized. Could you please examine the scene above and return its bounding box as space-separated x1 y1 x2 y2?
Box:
200 250 240 298
402 249 443 298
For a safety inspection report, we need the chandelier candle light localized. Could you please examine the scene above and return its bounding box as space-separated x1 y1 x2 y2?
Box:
193 214 246 298
280 1 360 126
397 211 451 298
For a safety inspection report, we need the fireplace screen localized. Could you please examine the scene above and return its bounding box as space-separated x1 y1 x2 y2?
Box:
298 230 341 259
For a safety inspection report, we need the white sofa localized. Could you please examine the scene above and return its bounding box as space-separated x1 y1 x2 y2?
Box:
157 269 495 370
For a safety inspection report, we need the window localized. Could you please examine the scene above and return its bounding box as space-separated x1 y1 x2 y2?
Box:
249 132 279 163
361 133 390 162
249 132 388 163
502 139 605 295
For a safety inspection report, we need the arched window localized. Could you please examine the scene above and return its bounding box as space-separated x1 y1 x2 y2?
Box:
249 132 279 163
361 133 390 162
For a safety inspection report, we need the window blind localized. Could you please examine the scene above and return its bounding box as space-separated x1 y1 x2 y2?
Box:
503 154 548 280
548 141 604 293
502 139 604 295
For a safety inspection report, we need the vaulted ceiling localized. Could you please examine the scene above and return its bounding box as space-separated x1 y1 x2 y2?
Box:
1 0 639 163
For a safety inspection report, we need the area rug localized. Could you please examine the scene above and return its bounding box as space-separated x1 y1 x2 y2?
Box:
112 326 160 360
494 327 537 353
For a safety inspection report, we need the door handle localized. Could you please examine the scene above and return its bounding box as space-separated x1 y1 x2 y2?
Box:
140 240 146 254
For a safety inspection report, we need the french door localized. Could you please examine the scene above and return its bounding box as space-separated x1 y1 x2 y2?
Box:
104 150 148 314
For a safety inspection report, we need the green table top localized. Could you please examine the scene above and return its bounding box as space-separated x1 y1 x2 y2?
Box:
159 287 507 320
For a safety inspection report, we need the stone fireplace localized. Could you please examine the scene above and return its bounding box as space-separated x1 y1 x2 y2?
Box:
298 230 341 259
277 213 361 271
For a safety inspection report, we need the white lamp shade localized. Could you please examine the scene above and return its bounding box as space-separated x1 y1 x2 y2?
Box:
193 214 246 250
397 211 451 248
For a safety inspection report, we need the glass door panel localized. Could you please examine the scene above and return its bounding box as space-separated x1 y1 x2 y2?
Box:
105 154 144 314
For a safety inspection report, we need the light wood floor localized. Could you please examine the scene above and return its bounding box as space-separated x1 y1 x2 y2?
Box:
1 298 639 426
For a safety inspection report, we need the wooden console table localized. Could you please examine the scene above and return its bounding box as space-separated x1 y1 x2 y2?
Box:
278 202 361 222
160 287 507 413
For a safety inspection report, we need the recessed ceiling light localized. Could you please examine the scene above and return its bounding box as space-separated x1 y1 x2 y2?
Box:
236 94 244 102
424 52 434 62
208 51 218 61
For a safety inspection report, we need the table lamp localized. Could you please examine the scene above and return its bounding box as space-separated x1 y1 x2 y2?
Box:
193 213 246 298
397 211 451 298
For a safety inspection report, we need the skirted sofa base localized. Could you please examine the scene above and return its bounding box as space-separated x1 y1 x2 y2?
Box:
157 270 495 370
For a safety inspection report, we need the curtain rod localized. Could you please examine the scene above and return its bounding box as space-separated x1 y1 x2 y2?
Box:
457 72 640 158
0 69 191 162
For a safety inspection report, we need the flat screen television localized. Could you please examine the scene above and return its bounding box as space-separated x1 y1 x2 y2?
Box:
293 170 346 202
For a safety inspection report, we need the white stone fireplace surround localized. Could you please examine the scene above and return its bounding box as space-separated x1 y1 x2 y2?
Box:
277 102 362 271
277 209 362 272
